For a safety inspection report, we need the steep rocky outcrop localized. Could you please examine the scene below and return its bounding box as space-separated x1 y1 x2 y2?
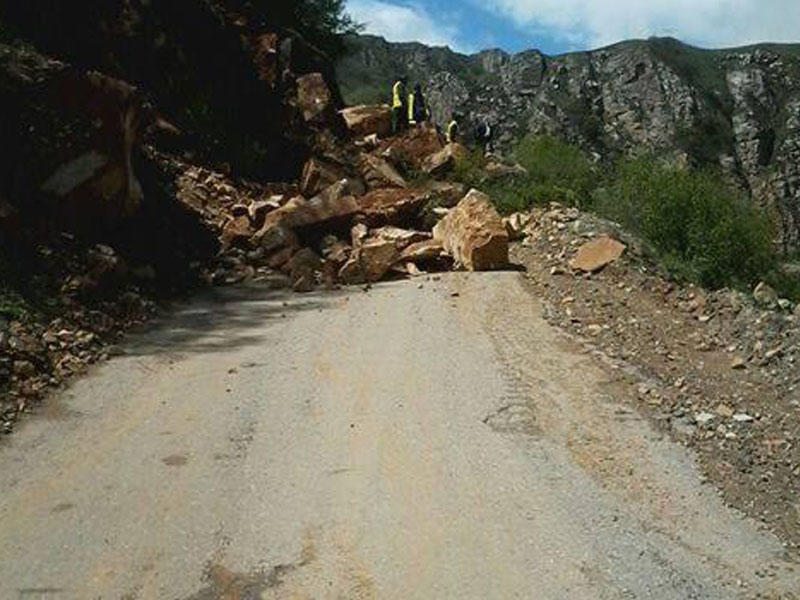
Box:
338 35 800 250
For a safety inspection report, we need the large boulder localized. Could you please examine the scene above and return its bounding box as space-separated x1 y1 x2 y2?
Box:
339 105 393 138
382 124 444 172
359 154 407 189
569 236 626 273
358 188 429 226
433 189 509 271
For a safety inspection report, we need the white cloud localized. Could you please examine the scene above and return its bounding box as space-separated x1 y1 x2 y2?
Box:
346 1 467 51
477 0 800 50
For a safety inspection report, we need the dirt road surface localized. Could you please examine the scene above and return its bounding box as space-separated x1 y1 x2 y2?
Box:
1 272 798 599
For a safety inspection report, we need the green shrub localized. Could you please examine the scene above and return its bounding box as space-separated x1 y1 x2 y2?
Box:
511 135 599 210
596 157 778 290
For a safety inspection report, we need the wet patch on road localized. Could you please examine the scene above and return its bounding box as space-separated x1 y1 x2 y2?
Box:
162 454 188 467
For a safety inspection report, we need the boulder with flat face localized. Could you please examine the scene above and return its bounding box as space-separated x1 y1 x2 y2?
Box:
370 226 431 250
338 239 399 284
381 124 443 171
359 154 407 190
433 189 509 271
358 188 428 227
339 105 393 138
569 236 626 272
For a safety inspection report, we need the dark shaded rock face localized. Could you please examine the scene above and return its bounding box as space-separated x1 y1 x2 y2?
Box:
338 35 800 251
1 0 343 182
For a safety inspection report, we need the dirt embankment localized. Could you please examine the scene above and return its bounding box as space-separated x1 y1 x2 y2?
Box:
511 204 800 556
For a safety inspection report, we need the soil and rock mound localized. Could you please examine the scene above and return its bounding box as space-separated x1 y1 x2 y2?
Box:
511 203 800 556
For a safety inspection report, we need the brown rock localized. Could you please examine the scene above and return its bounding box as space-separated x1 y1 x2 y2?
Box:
400 240 445 263
371 226 431 250
423 143 469 177
252 32 279 88
359 154 407 189
351 223 369 248
338 239 400 284
220 215 254 250
266 246 295 269
358 188 428 226
289 248 322 292
432 189 509 271
339 105 393 138
300 158 347 197
296 73 333 124
248 196 282 228
382 124 444 171
570 236 626 273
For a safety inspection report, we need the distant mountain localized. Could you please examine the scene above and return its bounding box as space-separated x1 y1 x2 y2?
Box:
336 34 800 251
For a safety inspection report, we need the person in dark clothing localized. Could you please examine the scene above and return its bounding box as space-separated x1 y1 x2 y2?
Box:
408 83 430 126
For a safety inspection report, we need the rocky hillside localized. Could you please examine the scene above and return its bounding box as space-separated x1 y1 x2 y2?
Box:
337 35 800 251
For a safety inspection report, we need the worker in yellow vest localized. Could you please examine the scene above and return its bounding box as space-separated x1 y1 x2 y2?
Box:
446 113 459 144
408 83 430 126
391 76 408 134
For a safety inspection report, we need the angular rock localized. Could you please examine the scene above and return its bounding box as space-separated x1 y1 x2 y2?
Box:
289 248 322 292
296 73 333 124
400 240 445 264
358 188 428 226
433 189 509 271
371 226 431 250
382 124 444 171
570 236 626 272
351 223 369 248
359 154 407 189
423 143 469 177
339 105 393 138
300 158 347 198
220 215 254 250
338 239 399 284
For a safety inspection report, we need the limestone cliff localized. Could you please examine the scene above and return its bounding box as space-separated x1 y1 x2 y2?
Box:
338 35 800 250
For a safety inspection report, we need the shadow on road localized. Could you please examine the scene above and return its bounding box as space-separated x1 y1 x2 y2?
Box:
122 282 349 357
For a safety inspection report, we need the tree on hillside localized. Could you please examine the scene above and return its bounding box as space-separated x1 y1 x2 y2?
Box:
244 0 361 58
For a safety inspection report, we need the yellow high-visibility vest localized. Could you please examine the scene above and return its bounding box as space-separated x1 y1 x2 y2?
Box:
392 81 404 109
447 120 458 143
408 92 416 123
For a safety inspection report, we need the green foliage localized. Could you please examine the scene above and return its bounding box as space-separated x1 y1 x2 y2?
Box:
460 134 792 297
506 135 599 211
596 157 778 291
248 0 361 58
452 148 487 188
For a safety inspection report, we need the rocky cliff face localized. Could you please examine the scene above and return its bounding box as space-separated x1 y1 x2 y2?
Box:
337 35 800 251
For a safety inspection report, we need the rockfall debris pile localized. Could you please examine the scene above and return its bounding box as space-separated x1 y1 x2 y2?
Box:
509 203 800 554
0 2 513 433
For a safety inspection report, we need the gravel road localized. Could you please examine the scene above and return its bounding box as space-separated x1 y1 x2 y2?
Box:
1 272 798 599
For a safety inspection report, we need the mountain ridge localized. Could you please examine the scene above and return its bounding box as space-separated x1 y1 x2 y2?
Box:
337 33 800 251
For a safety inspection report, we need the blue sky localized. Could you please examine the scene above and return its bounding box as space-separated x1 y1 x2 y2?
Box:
345 0 800 55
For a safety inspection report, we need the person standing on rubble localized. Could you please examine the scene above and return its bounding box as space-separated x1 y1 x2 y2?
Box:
391 76 408 134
